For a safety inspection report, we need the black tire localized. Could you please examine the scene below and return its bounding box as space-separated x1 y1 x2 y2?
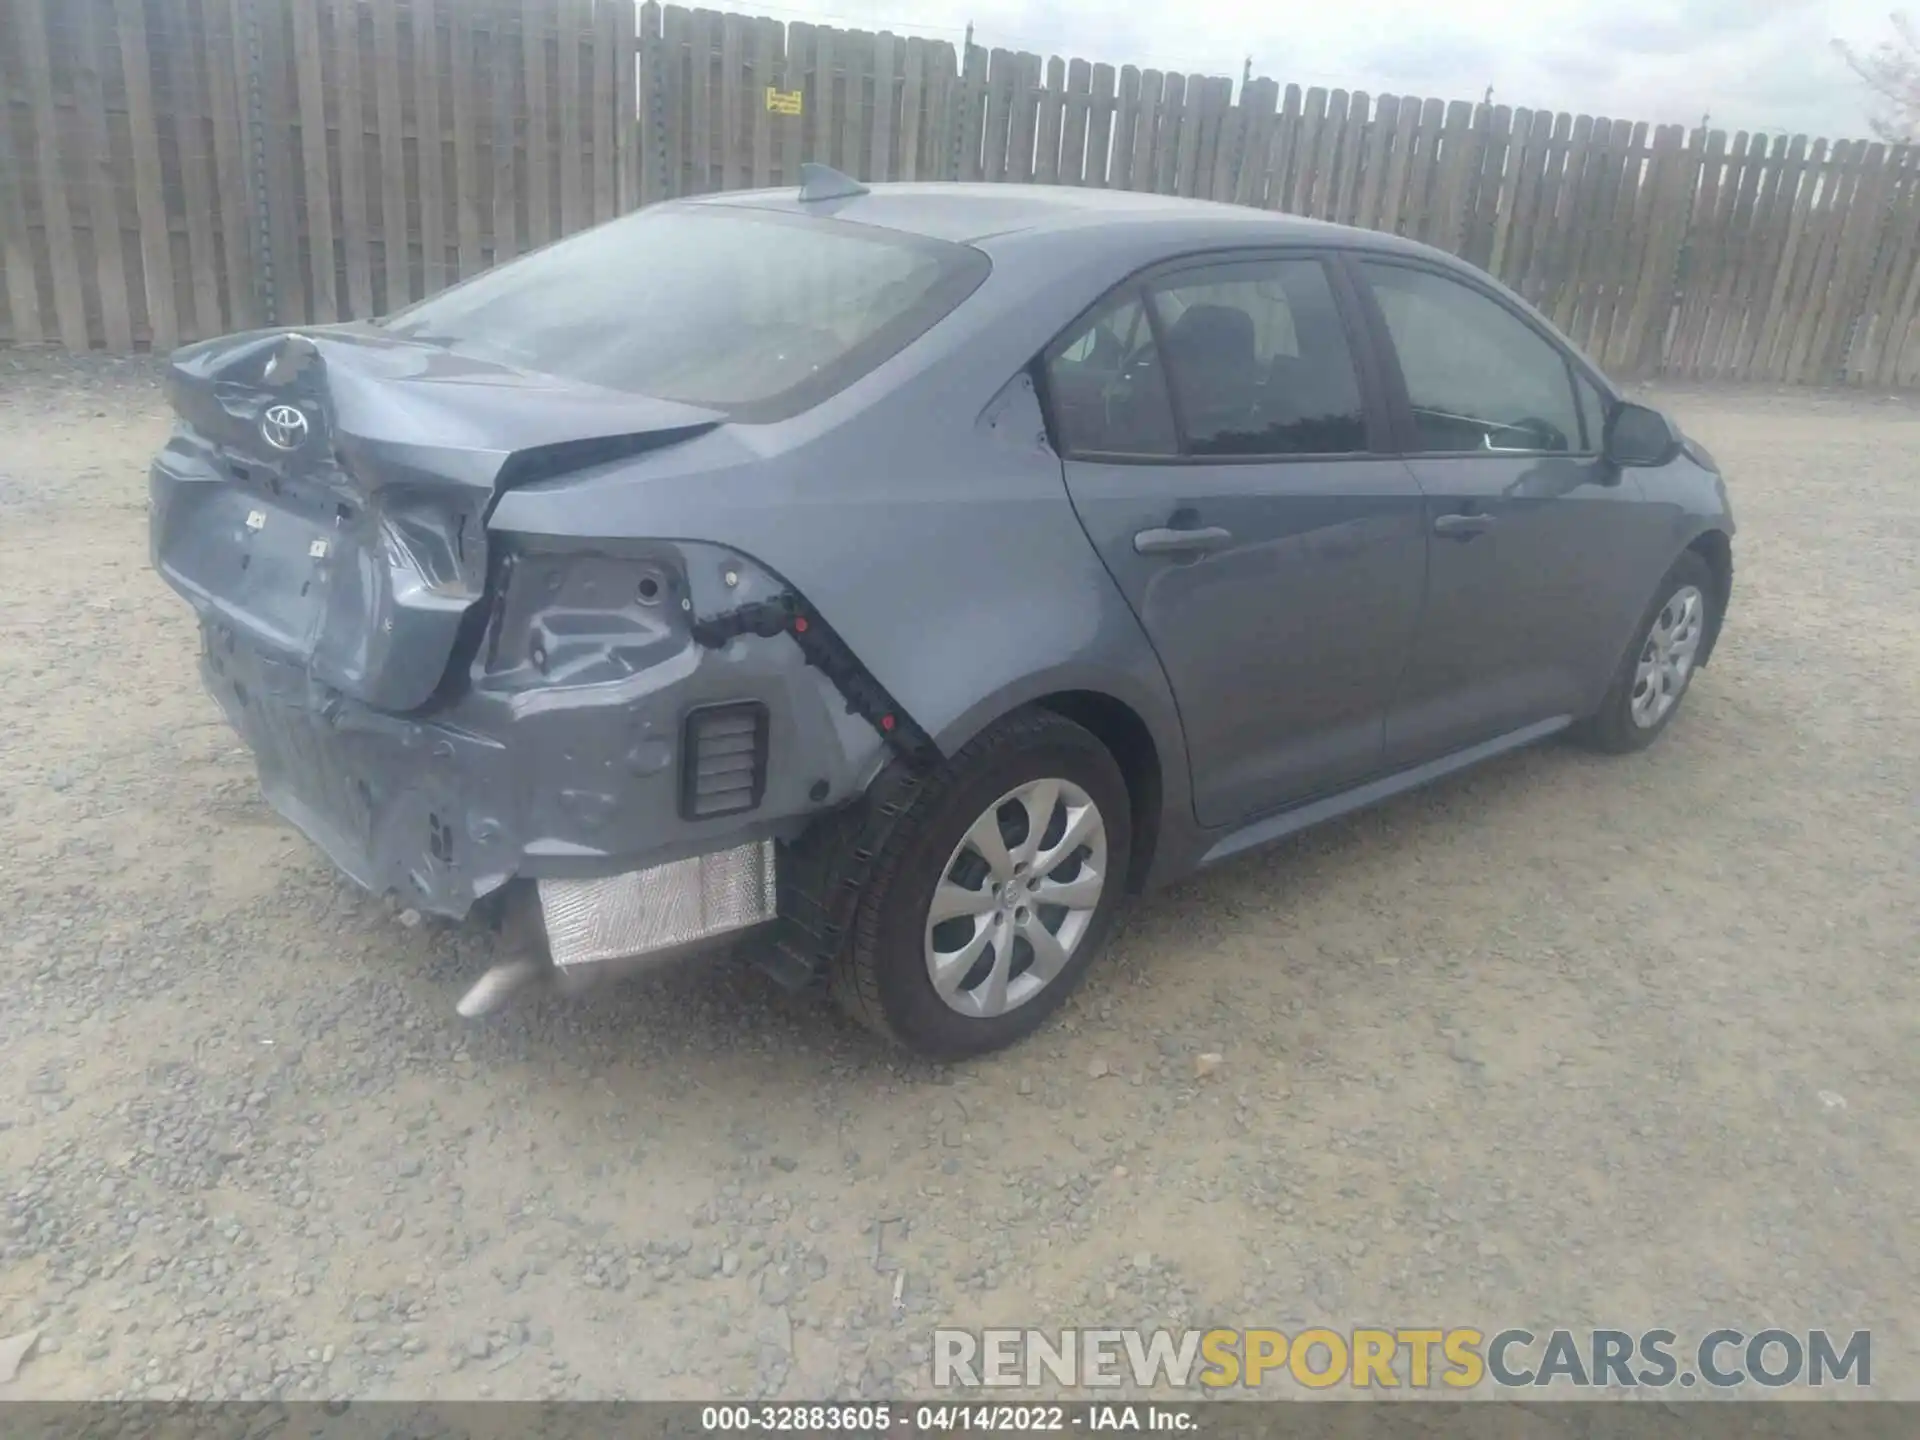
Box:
799 708 1132 1060
1573 549 1717 754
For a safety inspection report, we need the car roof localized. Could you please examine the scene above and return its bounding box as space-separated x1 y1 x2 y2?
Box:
684 181 1445 260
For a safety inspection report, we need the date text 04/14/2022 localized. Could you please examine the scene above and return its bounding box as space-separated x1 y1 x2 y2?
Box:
907 1405 1197 1431
696 1404 1199 1432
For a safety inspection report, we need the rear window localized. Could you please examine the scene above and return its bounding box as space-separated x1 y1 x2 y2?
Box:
377 206 989 420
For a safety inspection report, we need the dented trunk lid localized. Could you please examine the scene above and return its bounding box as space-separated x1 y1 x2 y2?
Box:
150 328 721 713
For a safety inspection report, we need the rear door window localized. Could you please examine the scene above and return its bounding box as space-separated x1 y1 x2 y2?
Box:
378 207 989 420
1146 257 1369 457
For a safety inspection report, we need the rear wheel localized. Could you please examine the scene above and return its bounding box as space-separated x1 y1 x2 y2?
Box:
1574 551 1715 754
817 709 1132 1060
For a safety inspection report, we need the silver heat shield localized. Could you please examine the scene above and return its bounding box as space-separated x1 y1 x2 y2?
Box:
537 840 778 970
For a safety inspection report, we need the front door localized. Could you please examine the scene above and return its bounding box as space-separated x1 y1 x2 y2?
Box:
1350 258 1661 766
1047 254 1426 828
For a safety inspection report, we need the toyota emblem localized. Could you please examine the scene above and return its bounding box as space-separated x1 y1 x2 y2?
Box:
261 404 310 451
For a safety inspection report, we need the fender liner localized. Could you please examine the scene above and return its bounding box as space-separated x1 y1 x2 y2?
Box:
1687 529 1734 668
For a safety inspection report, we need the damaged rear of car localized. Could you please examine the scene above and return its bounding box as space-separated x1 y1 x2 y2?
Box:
151 201 996 987
156 181 1734 1060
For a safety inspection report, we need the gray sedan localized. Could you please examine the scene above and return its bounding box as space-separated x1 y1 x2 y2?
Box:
150 172 1734 1058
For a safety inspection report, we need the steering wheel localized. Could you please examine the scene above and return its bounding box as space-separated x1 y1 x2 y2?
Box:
1099 335 1163 437
1504 415 1570 452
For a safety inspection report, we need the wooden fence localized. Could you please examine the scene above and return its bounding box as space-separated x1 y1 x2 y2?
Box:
5 0 1920 387
0 0 638 351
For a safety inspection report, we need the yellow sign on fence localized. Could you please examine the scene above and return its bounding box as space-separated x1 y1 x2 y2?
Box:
765 86 803 115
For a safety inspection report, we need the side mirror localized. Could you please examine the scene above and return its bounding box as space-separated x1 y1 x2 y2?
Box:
1604 401 1681 469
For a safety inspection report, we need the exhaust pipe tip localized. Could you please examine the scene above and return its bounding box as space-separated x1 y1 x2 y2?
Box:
455 959 546 1018
456 879 556 1018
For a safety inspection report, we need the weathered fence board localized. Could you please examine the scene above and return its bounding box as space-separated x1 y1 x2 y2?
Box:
1004 51 1036 185
69 0 132 350
487 2 517 267
0 5 43 347
336 0 375 317
1087 63 1114 189
4 0 1920 382
26 0 93 349
1126 69 1155 191
614 0 637 206
1853 149 1920 383
448 0 481 275
371 0 407 307
412 0 446 292
1699 132 1764 377
172 0 224 338
289 0 331 322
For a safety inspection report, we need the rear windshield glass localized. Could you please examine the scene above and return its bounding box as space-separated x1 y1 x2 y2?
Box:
377 206 988 420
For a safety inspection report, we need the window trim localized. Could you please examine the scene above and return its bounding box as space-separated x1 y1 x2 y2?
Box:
1138 279 1193 451
1034 246 1395 467
1572 370 1609 453
1340 251 1614 461
1032 281 1183 463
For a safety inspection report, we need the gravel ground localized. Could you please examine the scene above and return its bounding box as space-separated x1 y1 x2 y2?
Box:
0 349 1915 1403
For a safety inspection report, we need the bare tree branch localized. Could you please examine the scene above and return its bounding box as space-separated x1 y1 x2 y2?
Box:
1833 10 1920 142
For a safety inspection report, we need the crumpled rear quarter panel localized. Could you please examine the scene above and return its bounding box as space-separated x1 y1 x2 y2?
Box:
192 539 887 918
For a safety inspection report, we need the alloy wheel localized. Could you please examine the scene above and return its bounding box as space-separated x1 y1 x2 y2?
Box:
922 777 1108 1018
1630 583 1706 729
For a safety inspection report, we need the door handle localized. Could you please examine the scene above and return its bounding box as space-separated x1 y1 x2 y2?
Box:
1433 512 1496 539
1133 525 1234 556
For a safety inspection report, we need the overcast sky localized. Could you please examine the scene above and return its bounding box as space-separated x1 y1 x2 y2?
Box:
715 0 1904 139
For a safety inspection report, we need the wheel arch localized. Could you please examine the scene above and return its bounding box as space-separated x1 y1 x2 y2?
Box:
931 668 1189 895
1684 527 1733 666
1031 690 1165 893
771 682 1179 1008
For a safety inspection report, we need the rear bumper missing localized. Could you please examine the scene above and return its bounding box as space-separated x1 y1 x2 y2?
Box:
537 842 778 969
194 541 892 930
201 626 514 916
452 843 779 1015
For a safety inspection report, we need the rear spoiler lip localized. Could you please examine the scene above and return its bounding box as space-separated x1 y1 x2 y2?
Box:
487 423 725 510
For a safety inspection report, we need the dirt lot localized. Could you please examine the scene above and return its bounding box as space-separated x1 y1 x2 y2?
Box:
0 349 1915 1402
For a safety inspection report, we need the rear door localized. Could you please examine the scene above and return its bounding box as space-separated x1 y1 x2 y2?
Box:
1047 252 1427 829
1347 256 1658 767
